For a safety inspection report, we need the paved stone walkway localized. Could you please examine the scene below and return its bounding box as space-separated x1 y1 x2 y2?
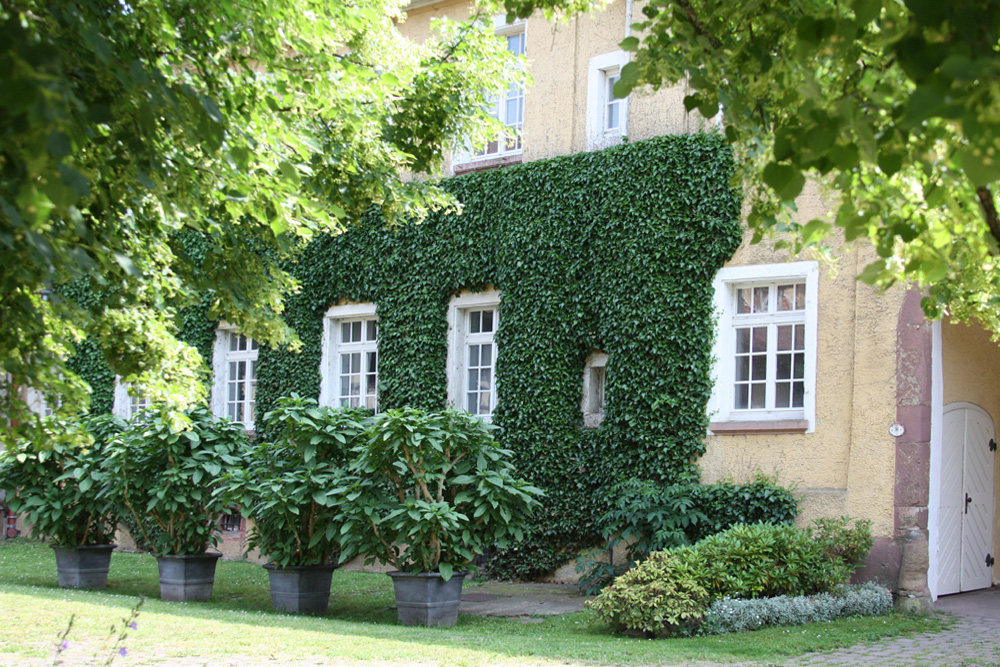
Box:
769 588 1000 667
460 581 589 617
783 616 999 667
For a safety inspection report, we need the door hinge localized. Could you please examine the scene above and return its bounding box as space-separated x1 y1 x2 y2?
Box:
990 438 997 453
987 553 995 568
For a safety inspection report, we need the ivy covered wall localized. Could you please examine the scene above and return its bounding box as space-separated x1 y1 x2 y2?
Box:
260 133 741 576
72 134 742 577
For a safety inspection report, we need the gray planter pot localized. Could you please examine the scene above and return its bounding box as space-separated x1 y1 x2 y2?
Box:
156 553 222 602
52 544 116 589
388 570 467 627
263 563 337 615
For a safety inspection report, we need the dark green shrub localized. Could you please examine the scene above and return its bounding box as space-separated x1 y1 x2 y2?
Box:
577 480 703 593
600 479 704 557
687 476 797 542
579 475 797 592
220 395 368 567
108 406 247 555
586 549 710 637
589 518 874 637
693 522 845 599
810 515 874 570
0 413 126 547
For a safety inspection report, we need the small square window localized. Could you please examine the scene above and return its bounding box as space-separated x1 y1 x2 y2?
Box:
219 508 242 533
582 352 608 428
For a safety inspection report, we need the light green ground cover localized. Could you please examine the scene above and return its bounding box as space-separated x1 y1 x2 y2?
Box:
0 539 941 666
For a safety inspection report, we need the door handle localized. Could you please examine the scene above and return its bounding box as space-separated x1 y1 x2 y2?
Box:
966 493 973 514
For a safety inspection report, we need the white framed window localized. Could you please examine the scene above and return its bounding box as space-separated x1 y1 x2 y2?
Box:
581 352 608 428
24 386 60 417
112 380 150 420
211 325 259 429
447 290 500 421
460 17 525 166
586 50 629 150
708 262 818 434
319 303 378 410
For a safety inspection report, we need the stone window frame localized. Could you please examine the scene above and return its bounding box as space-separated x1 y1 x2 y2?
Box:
318 302 379 410
210 324 259 430
708 261 818 435
586 50 629 150
582 351 608 428
112 379 149 420
446 290 501 422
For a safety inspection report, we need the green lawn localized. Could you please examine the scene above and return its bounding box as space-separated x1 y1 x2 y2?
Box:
0 539 943 666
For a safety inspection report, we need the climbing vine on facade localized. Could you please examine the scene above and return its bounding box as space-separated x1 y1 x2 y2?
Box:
70 134 742 577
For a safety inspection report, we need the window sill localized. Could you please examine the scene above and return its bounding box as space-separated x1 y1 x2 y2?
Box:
453 154 522 175
709 419 809 435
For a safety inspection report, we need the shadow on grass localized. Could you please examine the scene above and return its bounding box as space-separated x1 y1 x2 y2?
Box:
0 539 946 666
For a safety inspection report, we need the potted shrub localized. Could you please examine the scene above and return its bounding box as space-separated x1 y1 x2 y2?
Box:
108 406 247 602
338 408 543 627
0 413 126 589
221 395 367 615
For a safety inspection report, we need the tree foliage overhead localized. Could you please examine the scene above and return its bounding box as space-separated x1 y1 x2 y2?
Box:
0 0 522 445
572 0 1000 332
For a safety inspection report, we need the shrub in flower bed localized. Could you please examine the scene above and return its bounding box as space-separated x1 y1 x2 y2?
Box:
587 518 875 637
579 475 798 593
585 550 710 638
699 583 893 635
692 521 859 599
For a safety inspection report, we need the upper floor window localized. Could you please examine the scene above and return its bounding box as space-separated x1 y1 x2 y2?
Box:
708 262 818 434
454 17 525 171
320 303 378 410
603 70 622 132
447 291 500 421
211 326 258 429
587 51 629 150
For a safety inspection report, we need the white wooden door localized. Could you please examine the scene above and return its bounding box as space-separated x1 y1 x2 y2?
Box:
938 403 996 595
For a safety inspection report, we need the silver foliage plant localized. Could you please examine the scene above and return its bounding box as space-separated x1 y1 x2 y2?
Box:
700 583 893 635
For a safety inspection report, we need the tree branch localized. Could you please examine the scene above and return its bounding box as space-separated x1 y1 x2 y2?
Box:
674 0 723 50
977 186 1000 249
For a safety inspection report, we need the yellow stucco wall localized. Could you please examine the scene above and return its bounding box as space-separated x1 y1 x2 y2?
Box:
396 0 473 43
401 0 704 172
941 316 1000 582
699 184 902 538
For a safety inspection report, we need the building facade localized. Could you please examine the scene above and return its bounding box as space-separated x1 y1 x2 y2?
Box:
389 0 1000 602
12 0 996 602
